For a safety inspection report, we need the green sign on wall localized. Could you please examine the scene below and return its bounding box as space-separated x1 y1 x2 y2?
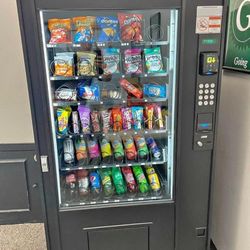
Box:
224 0 250 73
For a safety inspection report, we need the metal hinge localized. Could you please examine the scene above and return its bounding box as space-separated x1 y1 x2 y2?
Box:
40 155 49 172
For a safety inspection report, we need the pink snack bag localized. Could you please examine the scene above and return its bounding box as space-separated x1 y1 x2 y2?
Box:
124 48 142 74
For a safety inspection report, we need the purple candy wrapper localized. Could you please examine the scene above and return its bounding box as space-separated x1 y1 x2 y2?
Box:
78 105 91 134
121 107 133 130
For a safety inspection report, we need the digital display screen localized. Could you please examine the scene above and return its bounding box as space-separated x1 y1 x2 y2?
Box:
202 38 218 45
207 56 217 64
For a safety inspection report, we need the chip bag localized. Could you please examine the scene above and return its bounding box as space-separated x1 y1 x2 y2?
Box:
54 52 74 76
96 16 119 42
77 52 96 76
73 16 96 43
102 48 120 74
144 47 164 73
118 13 143 42
57 106 72 135
124 48 142 74
48 19 71 44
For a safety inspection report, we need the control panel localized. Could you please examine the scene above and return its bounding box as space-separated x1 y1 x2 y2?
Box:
193 34 221 151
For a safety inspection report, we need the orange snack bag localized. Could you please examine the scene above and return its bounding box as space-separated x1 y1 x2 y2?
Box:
48 18 71 44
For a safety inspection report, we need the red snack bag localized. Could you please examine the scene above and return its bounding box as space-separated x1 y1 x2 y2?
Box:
112 108 123 132
123 136 137 161
48 19 71 44
124 48 142 74
122 167 137 193
118 13 143 42
119 79 143 99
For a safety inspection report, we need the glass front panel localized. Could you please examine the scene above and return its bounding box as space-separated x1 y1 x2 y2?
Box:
40 9 178 209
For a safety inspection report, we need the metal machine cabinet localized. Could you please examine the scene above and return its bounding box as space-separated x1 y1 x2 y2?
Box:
17 0 224 249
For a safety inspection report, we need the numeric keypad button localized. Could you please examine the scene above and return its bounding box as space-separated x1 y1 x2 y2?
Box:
205 83 209 88
199 84 204 89
211 83 215 88
198 101 203 106
204 101 208 106
199 90 203 94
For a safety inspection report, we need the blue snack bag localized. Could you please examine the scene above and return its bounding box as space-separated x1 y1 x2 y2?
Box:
143 84 167 98
96 16 120 42
73 16 96 43
89 171 101 194
77 82 100 101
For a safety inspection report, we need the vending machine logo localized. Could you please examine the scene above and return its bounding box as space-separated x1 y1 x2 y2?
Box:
224 0 250 72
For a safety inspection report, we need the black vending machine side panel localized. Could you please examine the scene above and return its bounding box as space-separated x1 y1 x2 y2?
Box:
175 1 224 250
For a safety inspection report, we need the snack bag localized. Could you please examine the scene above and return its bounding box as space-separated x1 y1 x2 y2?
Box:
154 105 164 129
121 107 133 130
112 168 127 195
54 52 74 76
122 167 137 193
55 83 77 101
134 135 149 160
132 165 149 194
57 106 71 135
143 84 167 98
78 105 91 134
77 83 100 101
118 13 143 42
102 48 120 74
75 138 88 163
145 166 161 193
96 16 119 42
72 16 96 43
111 136 125 162
98 168 114 197
87 140 101 165
91 111 101 133
100 110 112 133
131 106 144 130
111 108 123 132
119 79 143 99
48 18 71 44
144 47 164 73
145 104 154 129
100 138 112 163
124 48 142 74
123 136 137 161
77 52 96 76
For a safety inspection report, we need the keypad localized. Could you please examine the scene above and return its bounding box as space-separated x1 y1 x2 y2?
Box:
197 82 216 106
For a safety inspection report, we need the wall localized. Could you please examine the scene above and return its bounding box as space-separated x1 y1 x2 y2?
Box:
0 0 34 144
212 70 250 250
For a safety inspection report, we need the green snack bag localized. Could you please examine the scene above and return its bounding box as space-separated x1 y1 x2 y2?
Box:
111 136 125 162
144 47 164 73
132 165 149 194
98 168 114 197
112 168 127 195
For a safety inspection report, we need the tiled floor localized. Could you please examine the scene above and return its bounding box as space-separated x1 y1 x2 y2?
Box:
0 223 47 250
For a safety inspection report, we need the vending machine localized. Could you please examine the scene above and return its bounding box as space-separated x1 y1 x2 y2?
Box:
17 0 224 249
